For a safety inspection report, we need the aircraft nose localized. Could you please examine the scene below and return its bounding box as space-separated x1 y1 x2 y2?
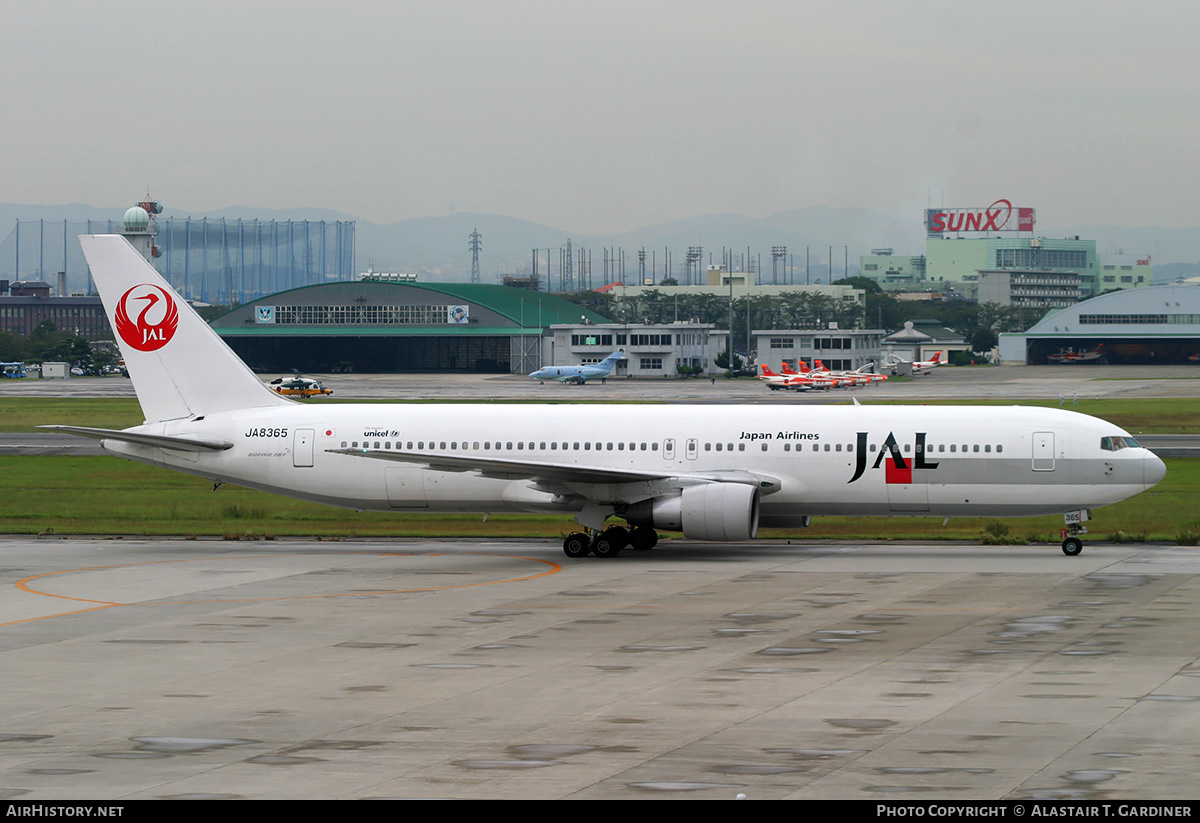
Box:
1144 452 1167 488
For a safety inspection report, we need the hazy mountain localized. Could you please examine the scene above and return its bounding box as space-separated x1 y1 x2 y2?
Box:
3 203 1198 285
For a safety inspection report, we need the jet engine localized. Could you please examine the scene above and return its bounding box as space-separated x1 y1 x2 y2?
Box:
626 483 759 541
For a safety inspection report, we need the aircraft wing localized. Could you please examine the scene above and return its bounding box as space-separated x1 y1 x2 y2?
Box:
40 425 234 452
326 447 781 494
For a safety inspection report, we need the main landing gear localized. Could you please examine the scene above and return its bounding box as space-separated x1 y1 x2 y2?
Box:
561 525 659 558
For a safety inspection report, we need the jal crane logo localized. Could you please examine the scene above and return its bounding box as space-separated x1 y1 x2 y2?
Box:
114 284 179 352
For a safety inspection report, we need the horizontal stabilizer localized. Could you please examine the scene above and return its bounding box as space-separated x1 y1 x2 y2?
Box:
40 425 234 452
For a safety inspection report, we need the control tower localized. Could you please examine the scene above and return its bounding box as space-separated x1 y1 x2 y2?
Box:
118 197 163 262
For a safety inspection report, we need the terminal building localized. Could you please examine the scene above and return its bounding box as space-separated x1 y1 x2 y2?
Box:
998 284 1200 364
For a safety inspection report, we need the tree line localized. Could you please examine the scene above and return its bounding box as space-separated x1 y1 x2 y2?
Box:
0 321 118 374
561 276 1049 356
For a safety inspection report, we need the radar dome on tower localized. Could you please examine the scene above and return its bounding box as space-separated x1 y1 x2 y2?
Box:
123 206 151 229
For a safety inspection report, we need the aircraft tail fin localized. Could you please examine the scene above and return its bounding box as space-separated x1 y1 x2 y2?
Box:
599 348 624 374
930 351 942 363
79 234 290 423
760 365 777 376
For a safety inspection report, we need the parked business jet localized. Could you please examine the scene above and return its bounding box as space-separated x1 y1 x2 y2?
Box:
47 236 1165 558
530 349 624 384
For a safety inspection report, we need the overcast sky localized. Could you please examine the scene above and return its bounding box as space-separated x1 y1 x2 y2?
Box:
3 0 1197 235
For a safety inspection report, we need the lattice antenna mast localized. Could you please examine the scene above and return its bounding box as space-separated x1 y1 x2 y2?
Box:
562 238 575 292
469 228 482 283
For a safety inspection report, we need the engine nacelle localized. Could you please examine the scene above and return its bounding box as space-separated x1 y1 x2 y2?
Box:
627 483 759 541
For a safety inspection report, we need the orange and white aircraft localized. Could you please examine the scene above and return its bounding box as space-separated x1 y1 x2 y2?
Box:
888 351 942 375
758 364 798 390
779 362 839 389
1047 344 1104 364
817 361 888 385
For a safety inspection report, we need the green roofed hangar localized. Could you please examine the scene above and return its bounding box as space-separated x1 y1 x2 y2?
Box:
210 279 610 373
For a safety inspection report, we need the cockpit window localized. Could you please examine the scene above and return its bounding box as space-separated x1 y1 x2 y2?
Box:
1101 435 1140 451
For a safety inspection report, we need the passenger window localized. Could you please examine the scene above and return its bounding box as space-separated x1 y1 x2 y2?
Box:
985 444 991 453
738 444 745 451
761 443 768 451
835 443 842 452
950 444 956 452
997 445 1003 453
716 443 722 451
973 445 980 453
340 441 347 448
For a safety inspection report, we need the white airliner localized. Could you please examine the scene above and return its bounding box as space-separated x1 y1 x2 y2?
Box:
48 236 1165 558
530 349 623 384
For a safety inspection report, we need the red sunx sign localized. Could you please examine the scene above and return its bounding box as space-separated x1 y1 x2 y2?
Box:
925 200 1035 234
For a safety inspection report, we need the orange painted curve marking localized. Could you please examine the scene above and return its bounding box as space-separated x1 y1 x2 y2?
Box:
6 551 562 627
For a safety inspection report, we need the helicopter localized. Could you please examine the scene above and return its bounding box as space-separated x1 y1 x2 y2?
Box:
269 373 333 397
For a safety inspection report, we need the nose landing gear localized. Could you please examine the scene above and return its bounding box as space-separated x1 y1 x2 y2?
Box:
1060 510 1091 556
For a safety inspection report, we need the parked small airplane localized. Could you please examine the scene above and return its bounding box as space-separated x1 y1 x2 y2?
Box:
888 351 942 375
270 375 333 397
783 361 841 388
1048 345 1105 365
45 235 1166 559
758 364 805 390
530 349 624 384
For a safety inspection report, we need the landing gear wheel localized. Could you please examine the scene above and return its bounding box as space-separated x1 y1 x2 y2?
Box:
1062 537 1083 556
563 532 591 558
591 530 624 558
602 526 629 548
629 527 658 551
